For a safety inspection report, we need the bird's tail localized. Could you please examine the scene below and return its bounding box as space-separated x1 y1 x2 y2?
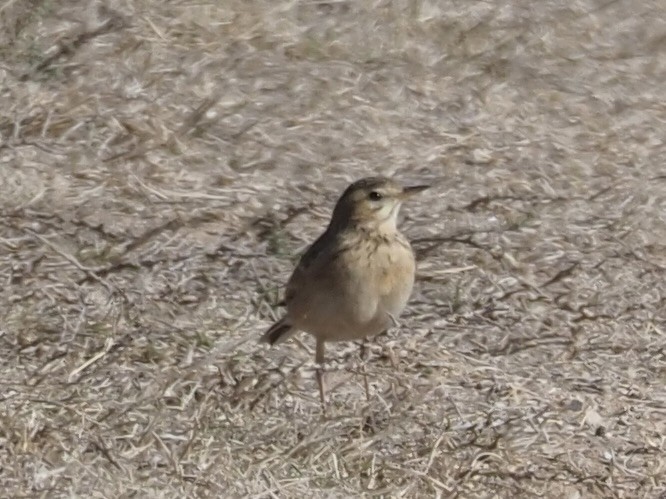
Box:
259 317 296 345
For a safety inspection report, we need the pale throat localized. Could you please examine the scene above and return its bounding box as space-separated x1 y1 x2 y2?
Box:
374 202 402 234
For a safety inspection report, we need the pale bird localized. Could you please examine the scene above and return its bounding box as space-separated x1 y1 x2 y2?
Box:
260 176 428 411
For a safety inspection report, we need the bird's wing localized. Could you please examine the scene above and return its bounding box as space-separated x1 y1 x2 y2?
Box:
284 229 333 305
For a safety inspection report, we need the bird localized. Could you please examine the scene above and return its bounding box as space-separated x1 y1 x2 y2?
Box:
260 176 429 412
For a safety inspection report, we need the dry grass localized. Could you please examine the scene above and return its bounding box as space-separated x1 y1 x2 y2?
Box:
1 0 665 497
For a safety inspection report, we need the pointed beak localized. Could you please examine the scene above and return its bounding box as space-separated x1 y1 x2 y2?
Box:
400 184 430 199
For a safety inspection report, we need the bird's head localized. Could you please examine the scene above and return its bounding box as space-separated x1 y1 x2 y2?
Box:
329 176 429 231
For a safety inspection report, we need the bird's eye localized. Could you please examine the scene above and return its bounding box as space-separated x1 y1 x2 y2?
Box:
368 191 383 201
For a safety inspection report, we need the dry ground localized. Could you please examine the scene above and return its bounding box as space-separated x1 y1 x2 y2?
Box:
1 0 665 497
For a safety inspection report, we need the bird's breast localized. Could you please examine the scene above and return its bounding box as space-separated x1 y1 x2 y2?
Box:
342 231 416 314
370 236 416 314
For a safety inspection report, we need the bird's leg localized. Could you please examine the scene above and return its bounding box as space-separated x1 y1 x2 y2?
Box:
360 339 371 401
315 338 327 415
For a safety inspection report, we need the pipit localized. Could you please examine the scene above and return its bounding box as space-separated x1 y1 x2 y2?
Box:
260 176 428 411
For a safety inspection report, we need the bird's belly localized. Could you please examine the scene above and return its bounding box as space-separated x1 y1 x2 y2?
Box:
288 294 390 341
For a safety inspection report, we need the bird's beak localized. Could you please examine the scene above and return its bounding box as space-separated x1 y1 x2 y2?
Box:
400 184 430 199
